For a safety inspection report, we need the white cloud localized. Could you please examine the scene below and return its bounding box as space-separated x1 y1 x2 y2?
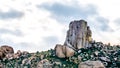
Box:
0 0 120 52
0 0 67 52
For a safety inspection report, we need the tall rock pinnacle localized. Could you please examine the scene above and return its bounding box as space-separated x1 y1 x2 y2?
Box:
55 20 92 58
64 20 92 50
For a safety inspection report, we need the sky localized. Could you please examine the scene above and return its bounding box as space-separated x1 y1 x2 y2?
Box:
0 0 120 52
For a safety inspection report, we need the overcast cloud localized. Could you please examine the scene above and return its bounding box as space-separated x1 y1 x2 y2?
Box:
0 9 24 20
0 0 120 52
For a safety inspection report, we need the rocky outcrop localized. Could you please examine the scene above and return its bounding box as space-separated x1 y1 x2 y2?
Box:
2 42 120 68
5 50 29 60
55 20 92 58
64 20 92 49
55 44 75 58
54 44 65 58
2 19 120 68
0 45 14 59
78 60 105 68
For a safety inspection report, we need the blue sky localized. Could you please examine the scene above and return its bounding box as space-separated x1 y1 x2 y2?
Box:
0 0 120 52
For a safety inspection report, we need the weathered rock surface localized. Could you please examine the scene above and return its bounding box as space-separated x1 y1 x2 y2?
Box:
78 60 105 68
54 44 65 58
37 59 52 68
1 41 120 68
0 45 14 59
55 44 75 58
5 50 29 60
64 20 92 49
55 20 92 58
0 63 3 68
2 19 120 68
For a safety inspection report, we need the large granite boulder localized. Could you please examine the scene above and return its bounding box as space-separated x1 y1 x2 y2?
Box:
54 44 65 58
55 44 75 58
64 20 92 50
0 45 14 59
78 60 105 68
55 20 92 58
0 45 14 54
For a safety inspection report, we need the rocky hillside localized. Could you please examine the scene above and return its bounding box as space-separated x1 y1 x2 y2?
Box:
0 20 120 68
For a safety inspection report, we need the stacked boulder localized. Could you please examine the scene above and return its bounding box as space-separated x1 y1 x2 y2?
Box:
55 44 75 58
0 45 14 59
55 20 92 58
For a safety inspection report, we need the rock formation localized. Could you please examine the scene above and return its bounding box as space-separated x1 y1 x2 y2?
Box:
37 59 52 68
55 44 75 58
0 45 14 59
55 20 92 58
78 60 105 68
2 19 120 68
64 20 92 49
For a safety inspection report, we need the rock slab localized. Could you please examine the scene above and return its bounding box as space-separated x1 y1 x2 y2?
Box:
78 60 105 68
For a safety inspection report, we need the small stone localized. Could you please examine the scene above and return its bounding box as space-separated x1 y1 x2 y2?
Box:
17 50 22 56
22 51 29 55
99 57 110 62
40 54 44 60
0 63 3 68
90 55 94 58
54 61 61 66
22 58 31 65
78 55 82 61
103 62 108 66
78 50 82 53
94 51 99 56
114 58 117 61
37 59 52 68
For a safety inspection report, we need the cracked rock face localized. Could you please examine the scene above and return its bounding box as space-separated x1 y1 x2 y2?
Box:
55 44 75 58
64 20 92 50
0 45 14 59
55 20 92 58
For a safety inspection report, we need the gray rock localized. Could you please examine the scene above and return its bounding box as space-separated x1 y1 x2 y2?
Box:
0 45 14 59
78 55 82 62
54 44 65 58
78 60 105 68
0 63 3 68
37 59 52 68
22 58 31 65
54 44 75 58
64 20 92 49
40 54 44 60
55 20 92 58
94 51 99 56
99 57 110 62
54 61 62 66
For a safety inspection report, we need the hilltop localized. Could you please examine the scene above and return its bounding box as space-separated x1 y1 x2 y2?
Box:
0 20 120 68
